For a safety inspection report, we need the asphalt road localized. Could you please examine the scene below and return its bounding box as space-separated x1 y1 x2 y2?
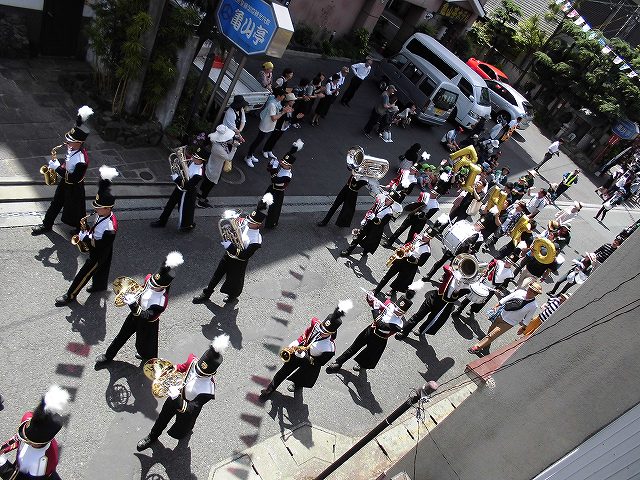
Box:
0 195 637 479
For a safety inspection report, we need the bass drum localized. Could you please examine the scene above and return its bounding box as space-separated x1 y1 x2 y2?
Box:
442 220 477 255
467 282 490 304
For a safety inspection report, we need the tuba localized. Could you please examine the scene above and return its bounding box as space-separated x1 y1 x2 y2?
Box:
40 144 63 185
70 215 91 253
112 276 145 307
143 358 186 398
168 146 190 190
347 145 389 180
451 253 480 280
218 209 244 252
279 345 311 363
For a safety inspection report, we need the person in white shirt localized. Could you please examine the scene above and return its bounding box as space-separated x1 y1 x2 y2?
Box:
340 57 373 107
335 66 349 89
468 281 542 355
535 138 564 172
310 73 341 126
554 201 582 225
525 188 548 218
245 88 291 167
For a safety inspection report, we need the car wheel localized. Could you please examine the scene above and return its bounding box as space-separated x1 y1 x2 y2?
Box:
379 79 388 91
495 111 510 125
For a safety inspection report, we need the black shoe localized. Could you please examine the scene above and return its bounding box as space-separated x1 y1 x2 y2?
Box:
421 276 432 282
325 363 342 374
381 240 393 249
136 435 156 452
55 294 75 307
31 225 52 236
222 295 237 303
452 310 462 317
395 333 407 340
95 354 111 365
352 364 364 372
178 224 195 233
412 331 422 338
135 353 143 360
259 383 275 401
86 285 107 293
150 220 165 228
0 394 4 411
196 198 211 209
287 383 300 392
192 292 211 304
316 220 328 227
339 249 352 257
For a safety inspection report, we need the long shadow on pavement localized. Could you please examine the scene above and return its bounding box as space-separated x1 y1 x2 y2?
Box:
100 359 159 421
336 368 383 415
134 434 196 480
401 336 455 383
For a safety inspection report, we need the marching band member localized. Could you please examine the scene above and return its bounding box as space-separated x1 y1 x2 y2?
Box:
326 283 422 373
264 140 304 229
382 190 438 248
55 166 118 306
32 106 93 236
385 164 419 196
0 385 70 479
193 194 271 304
340 190 404 257
483 201 529 249
452 256 515 318
396 265 471 340
150 138 208 232
137 334 230 451
95 252 183 367
494 220 537 260
422 222 483 282
317 154 370 227
259 300 351 400
373 231 431 298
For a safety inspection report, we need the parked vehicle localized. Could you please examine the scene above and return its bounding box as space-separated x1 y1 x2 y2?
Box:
485 80 533 130
378 51 459 126
467 58 510 83
389 34 491 128
192 43 270 111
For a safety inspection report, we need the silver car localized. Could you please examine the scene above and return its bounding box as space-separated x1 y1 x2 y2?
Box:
485 80 533 130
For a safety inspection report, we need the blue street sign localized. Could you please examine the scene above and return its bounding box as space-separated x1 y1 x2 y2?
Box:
612 118 639 140
216 0 277 56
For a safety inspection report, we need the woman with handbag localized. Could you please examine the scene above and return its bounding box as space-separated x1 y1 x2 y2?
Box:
467 281 542 356
197 125 238 208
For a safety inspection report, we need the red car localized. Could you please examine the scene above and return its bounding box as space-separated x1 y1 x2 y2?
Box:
467 58 510 83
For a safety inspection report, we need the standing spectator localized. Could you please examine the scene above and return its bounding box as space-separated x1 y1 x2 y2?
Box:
448 180 486 224
550 169 580 201
441 126 463 151
500 116 522 143
554 201 582 225
594 188 625 222
197 125 237 208
468 281 542 355
310 74 341 126
490 166 510 187
522 293 571 335
398 143 422 170
395 103 416 128
274 67 294 90
222 95 247 143
244 88 291 168
290 78 312 128
549 252 596 295
340 57 373 107
535 138 564 172
525 188 548 219
335 66 349 90
258 61 274 92
364 84 396 138
593 238 620 264
262 93 297 159
488 119 506 140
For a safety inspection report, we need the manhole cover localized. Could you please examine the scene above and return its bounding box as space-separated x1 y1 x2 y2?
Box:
221 165 245 185
139 170 154 181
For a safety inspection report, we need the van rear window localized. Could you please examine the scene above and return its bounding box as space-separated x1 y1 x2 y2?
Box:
406 39 458 79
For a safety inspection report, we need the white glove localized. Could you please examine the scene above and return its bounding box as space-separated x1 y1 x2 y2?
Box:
171 173 179 181
48 159 60 170
124 293 137 305
221 240 232 249
168 385 181 400
78 231 88 241
0 454 7 466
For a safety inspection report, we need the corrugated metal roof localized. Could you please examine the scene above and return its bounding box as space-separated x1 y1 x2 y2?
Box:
483 0 561 36
533 402 640 480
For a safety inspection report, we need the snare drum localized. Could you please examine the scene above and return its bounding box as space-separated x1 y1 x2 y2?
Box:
443 220 476 254
467 282 490 304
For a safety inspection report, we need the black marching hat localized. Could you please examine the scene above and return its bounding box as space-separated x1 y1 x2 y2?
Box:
395 280 424 313
190 133 212 161
92 165 119 209
388 190 405 203
196 334 230 376
65 105 94 142
149 251 184 289
18 385 70 446
320 299 353 335
248 193 274 225
280 139 304 168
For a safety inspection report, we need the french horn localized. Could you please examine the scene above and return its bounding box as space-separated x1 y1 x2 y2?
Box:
112 276 145 307
143 358 186 398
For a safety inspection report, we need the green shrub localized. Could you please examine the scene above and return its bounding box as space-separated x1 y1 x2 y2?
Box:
416 23 437 37
292 23 315 46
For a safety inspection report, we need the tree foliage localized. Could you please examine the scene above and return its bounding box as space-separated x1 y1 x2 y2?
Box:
514 15 547 54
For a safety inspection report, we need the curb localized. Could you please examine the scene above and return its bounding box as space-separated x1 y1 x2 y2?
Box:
284 48 355 63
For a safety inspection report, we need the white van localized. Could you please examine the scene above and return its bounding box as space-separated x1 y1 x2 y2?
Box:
400 34 492 128
379 51 460 126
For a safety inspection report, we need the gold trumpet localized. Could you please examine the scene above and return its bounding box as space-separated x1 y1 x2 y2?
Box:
143 358 186 398
280 345 311 362
112 276 145 307
70 215 91 253
40 144 64 185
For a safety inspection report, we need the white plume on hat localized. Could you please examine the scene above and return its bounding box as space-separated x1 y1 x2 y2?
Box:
77 105 94 122
222 209 240 219
212 334 230 353
44 385 70 415
489 205 500 214
292 139 304 151
99 165 119 181
165 251 184 268
262 192 274 206
337 299 353 313
408 280 425 292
